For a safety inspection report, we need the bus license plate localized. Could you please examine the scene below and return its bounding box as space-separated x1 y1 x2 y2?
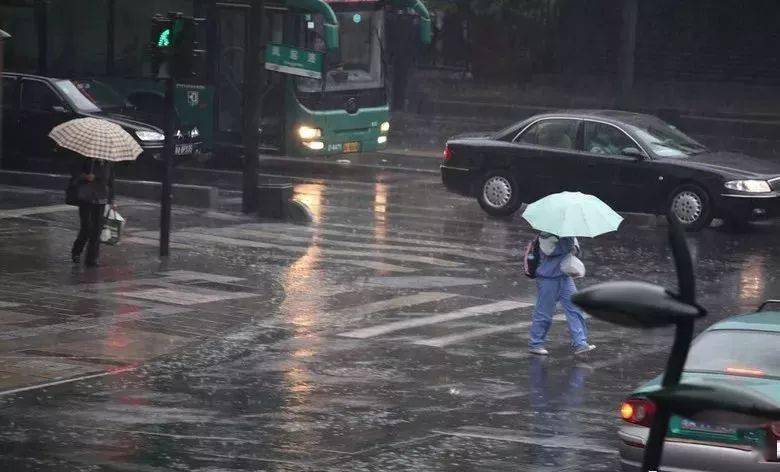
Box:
175 143 194 155
343 142 359 153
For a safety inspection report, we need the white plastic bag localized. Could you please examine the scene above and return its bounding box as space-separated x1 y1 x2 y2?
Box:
100 207 125 245
561 253 586 278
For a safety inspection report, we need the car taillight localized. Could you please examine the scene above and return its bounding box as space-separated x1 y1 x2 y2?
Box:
767 422 780 462
620 398 656 427
443 144 452 162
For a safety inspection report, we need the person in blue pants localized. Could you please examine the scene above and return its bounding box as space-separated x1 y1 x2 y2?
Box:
529 232 596 356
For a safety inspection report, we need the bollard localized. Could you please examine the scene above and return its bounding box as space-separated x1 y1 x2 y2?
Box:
257 182 293 219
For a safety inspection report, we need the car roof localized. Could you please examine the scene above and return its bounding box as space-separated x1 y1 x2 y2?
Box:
529 109 655 127
2 72 60 81
706 311 780 333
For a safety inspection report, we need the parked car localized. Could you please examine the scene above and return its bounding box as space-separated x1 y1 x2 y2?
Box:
441 110 780 230
1 72 201 168
618 300 780 471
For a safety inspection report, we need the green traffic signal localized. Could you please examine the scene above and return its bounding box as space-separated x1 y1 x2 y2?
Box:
157 28 171 48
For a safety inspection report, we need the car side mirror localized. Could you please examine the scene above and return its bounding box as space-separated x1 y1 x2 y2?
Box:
621 147 644 159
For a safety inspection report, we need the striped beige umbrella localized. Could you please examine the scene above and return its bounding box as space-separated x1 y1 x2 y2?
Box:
49 117 143 162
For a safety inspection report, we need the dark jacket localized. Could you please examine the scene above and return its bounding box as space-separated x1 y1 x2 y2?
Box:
71 157 115 205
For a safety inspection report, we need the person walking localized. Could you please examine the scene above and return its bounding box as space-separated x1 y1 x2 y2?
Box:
528 232 596 356
50 118 141 267
71 156 114 267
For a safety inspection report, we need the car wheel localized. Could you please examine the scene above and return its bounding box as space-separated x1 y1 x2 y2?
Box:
666 184 713 231
478 171 522 216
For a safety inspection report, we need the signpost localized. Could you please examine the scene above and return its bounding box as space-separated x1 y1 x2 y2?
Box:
264 42 324 79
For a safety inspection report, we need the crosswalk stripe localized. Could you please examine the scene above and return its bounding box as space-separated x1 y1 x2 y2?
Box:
164 232 463 268
0 204 75 219
432 427 617 455
204 228 505 262
329 292 458 319
413 315 565 347
295 223 516 255
338 300 531 339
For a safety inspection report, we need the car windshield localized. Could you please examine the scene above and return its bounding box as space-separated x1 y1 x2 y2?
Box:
297 10 384 93
54 79 132 113
685 330 780 379
624 117 708 158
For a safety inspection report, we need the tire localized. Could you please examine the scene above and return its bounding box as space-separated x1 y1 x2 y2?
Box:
666 184 714 231
477 170 522 217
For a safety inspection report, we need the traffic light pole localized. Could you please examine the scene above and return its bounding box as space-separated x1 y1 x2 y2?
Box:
159 76 176 257
241 0 264 213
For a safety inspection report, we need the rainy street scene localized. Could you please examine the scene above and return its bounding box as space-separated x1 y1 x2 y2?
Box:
1 1 780 471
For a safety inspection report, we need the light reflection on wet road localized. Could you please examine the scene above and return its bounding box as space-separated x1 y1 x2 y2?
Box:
0 161 778 471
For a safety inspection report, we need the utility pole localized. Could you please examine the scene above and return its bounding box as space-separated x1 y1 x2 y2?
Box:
242 0 265 214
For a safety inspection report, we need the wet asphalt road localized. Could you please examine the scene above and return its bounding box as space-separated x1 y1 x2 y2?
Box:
0 156 779 471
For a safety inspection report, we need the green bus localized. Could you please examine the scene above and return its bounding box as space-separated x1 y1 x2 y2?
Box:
210 0 431 157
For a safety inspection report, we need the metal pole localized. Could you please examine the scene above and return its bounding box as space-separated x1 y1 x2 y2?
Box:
241 0 264 213
160 76 176 257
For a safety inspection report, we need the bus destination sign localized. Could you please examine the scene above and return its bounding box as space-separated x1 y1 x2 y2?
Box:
265 42 324 79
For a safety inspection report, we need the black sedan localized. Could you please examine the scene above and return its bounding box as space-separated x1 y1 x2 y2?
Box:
441 110 780 230
1 72 201 168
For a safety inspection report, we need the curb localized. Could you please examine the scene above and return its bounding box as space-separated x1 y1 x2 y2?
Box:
0 170 218 209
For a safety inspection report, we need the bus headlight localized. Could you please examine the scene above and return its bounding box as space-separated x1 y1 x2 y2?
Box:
380 121 390 133
377 136 388 144
298 125 322 140
303 141 325 151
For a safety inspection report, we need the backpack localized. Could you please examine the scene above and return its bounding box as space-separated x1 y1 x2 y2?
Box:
523 237 541 279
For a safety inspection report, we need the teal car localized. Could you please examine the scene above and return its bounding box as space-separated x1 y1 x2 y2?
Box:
618 300 780 471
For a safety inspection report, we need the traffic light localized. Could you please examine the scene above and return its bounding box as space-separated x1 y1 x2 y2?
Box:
149 13 206 80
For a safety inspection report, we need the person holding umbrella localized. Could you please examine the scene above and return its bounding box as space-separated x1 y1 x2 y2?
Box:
50 118 142 267
522 191 623 356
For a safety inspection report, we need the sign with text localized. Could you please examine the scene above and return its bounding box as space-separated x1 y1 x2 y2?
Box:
265 42 323 79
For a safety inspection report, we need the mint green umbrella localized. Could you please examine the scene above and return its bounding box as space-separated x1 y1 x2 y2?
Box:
522 191 623 237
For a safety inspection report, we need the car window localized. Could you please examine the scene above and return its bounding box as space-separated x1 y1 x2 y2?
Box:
685 330 780 379
1 77 16 109
516 119 578 150
21 80 63 112
583 121 637 156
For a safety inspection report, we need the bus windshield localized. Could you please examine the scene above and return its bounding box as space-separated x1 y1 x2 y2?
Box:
297 9 384 93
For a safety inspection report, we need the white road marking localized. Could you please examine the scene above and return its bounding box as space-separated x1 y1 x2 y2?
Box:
414 313 586 347
338 300 531 339
243 223 515 256
209 228 505 262
0 204 75 219
0 366 137 397
165 232 463 268
329 292 458 319
432 427 618 455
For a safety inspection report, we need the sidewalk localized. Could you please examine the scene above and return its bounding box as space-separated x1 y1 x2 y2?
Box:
0 185 276 394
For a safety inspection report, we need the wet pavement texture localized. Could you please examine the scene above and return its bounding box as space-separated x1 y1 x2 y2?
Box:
0 161 779 471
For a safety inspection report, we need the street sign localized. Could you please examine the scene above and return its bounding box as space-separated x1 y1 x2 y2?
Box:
264 42 323 79
174 83 214 145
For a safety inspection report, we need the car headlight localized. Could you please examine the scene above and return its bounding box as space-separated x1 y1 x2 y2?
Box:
189 127 200 138
298 125 322 140
380 121 390 133
136 130 165 141
724 180 771 193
